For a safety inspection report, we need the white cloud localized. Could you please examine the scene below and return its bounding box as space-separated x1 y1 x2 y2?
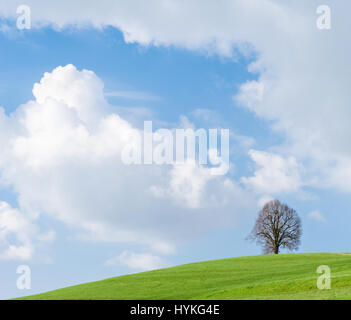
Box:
36 230 56 243
257 195 274 209
105 251 167 271
242 150 302 194
105 90 161 101
150 242 176 255
0 201 35 260
151 160 216 209
308 210 326 223
0 200 55 261
235 80 265 110
0 0 291 56
0 64 253 261
324 156 351 193
152 158 249 209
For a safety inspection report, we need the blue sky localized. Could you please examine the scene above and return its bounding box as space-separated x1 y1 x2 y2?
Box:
0 1 350 299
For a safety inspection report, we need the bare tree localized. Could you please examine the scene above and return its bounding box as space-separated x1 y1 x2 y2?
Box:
247 199 302 254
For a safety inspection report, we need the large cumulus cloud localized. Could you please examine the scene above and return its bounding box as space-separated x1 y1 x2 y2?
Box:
0 64 252 261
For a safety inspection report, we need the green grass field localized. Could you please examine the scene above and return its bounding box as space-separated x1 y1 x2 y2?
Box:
17 253 351 300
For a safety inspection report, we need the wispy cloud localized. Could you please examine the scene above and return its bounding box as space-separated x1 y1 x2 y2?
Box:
308 210 327 223
105 251 168 271
105 90 161 101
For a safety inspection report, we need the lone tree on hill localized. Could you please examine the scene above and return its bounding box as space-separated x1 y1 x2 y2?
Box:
247 199 302 254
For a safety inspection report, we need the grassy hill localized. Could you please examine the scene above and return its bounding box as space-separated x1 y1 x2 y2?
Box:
17 253 351 300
